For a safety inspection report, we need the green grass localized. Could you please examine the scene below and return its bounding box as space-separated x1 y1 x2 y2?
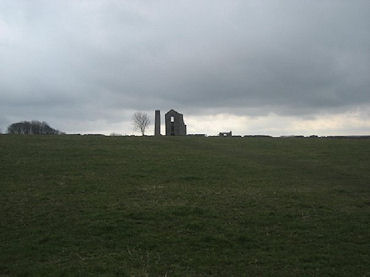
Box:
1 135 370 276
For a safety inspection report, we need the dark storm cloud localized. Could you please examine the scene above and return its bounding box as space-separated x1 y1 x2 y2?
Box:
0 0 369 133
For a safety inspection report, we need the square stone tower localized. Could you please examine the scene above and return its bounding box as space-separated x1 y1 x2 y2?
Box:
155 110 161 136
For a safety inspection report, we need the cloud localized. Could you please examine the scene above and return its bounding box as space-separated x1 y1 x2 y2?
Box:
0 0 369 134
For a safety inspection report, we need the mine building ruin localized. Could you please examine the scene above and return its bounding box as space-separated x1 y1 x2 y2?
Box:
154 109 187 136
165 109 187 136
219 131 232 137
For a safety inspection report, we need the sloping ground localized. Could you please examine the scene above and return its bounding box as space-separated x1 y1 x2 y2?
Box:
0 135 369 276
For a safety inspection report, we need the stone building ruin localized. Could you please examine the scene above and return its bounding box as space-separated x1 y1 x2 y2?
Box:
154 109 187 136
219 131 232 137
165 109 187 136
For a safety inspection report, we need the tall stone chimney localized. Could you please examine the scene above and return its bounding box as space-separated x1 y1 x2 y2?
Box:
155 110 161 136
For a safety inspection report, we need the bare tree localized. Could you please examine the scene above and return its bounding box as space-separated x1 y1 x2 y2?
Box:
133 112 150 136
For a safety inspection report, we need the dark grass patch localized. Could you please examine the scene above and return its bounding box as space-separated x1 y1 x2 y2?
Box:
0 135 370 276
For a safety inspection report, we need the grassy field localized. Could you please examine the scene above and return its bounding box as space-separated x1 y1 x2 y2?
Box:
0 135 369 276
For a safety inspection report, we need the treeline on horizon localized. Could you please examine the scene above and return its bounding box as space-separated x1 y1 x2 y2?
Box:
4 121 63 135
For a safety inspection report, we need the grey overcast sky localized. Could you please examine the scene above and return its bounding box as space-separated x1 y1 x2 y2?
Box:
1 0 370 135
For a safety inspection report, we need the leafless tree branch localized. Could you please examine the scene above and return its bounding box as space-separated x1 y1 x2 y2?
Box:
133 112 150 136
